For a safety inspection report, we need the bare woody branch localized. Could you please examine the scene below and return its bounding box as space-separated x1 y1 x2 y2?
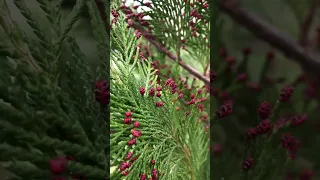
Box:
131 22 210 85
218 0 320 75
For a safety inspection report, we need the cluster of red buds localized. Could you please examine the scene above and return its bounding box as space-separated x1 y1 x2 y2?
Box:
211 45 315 177
139 85 164 107
94 80 110 105
257 101 271 119
118 73 209 178
242 157 254 170
246 119 272 140
184 0 209 40
279 86 294 102
119 4 156 40
280 133 300 159
139 159 163 180
216 101 233 118
119 111 143 176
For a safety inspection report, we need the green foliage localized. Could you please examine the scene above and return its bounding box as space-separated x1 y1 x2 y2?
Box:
0 0 108 179
142 0 210 70
109 2 210 179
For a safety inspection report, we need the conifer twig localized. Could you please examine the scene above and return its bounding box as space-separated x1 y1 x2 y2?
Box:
218 0 320 75
131 22 210 85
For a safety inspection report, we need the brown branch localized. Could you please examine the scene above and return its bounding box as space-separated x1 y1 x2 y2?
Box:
115 5 210 84
298 0 320 47
218 0 320 75
131 22 210 85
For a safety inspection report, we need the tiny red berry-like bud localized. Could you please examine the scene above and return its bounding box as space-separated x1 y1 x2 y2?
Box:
203 2 209 8
128 139 136 145
95 80 110 105
186 111 190 116
165 78 174 86
247 127 258 140
140 87 145 95
242 157 254 170
140 174 147 180
290 114 307 126
197 104 204 112
124 117 132 124
130 156 138 163
257 101 271 119
126 152 133 160
49 157 68 174
151 168 157 178
149 87 155 96
133 121 140 128
123 171 129 176
187 99 195 105
216 102 233 118
151 159 155 165
125 111 132 117
111 9 119 18
197 88 202 94
135 30 142 39
281 133 300 152
127 19 133 28
131 129 142 137
120 162 130 172
279 86 294 102
156 101 164 107
144 2 152 8
156 92 161 97
156 86 162 91
256 119 271 135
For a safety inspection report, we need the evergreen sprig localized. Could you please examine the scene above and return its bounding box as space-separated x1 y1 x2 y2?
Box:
141 0 210 67
110 8 209 179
